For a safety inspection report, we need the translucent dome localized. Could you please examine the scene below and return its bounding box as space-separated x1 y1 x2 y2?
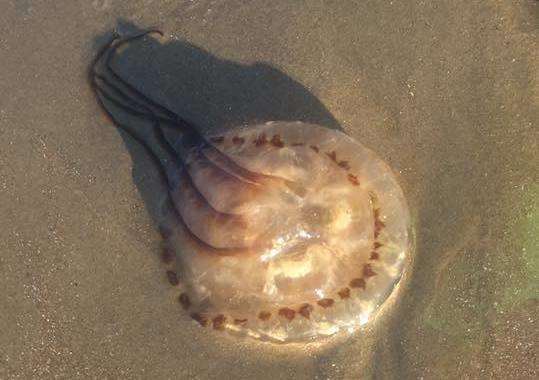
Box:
161 122 412 343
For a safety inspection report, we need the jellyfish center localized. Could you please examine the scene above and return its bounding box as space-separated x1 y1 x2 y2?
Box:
257 186 369 303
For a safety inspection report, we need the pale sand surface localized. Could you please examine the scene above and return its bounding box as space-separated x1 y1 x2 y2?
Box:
0 1 537 379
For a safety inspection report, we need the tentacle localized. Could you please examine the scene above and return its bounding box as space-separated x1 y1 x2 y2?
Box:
170 167 260 250
89 30 278 254
90 83 169 184
102 30 195 130
97 31 179 124
89 31 260 250
93 74 180 159
89 30 188 178
93 72 168 123
88 34 155 144
182 148 263 213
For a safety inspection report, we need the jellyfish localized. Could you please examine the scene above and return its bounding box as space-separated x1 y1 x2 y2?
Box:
89 30 412 343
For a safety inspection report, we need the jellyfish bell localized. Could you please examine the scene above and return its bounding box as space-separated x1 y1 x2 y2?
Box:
90 31 412 343
161 122 411 342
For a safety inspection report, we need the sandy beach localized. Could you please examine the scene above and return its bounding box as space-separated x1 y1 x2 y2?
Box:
0 1 537 378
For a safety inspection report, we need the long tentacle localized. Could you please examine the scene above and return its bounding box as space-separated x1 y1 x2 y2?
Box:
103 30 196 131
99 31 178 122
89 30 185 172
94 89 170 183
89 32 161 124
92 73 180 161
90 31 308 254
93 72 169 123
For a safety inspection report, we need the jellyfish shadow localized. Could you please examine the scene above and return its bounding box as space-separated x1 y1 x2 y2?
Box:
91 23 341 236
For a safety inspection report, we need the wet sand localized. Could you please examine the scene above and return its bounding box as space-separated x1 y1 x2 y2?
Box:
0 1 537 379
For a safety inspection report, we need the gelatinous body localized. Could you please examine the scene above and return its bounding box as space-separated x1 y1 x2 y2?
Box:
162 123 412 342
90 31 412 343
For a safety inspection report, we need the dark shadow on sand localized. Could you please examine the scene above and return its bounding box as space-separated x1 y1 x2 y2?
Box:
91 22 340 232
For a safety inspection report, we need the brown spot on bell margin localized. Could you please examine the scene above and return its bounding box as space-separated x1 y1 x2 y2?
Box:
370 251 380 260
210 136 224 144
375 219 385 232
298 303 313 319
232 136 245 145
349 278 366 289
374 208 380 219
278 307 296 321
233 318 248 325
348 173 360 186
161 247 174 264
374 220 385 239
270 134 284 148
363 264 376 278
338 160 350 170
258 311 271 321
212 314 226 330
292 142 304 146
317 298 335 308
166 270 179 286
326 151 337 162
191 313 208 327
338 287 351 299
310 145 319 153
254 133 268 146
373 242 383 249
178 293 191 310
